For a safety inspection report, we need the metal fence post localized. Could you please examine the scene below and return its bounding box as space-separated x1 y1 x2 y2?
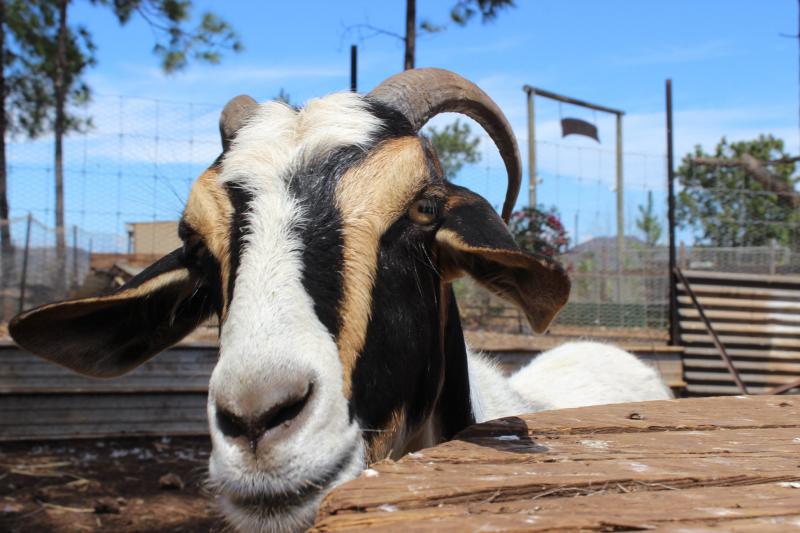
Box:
666 79 680 346
18 213 32 314
615 112 624 327
72 224 78 289
350 45 357 92
768 238 777 275
524 86 537 209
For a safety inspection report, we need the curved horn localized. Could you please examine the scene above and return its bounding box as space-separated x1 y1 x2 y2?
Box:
369 68 521 221
219 95 258 151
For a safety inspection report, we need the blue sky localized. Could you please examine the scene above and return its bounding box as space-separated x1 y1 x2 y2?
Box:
8 0 800 249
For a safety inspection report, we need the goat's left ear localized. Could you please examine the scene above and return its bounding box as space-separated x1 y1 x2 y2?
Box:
436 183 570 333
9 249 217 378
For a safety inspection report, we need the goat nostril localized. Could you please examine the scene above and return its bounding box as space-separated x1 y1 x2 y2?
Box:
215 407 247 439
254 382 313 436
214 383 314 449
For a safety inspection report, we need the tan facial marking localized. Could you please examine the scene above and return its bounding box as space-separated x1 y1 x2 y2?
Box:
366 409 406 463
182 166 235 316
335 136 431 397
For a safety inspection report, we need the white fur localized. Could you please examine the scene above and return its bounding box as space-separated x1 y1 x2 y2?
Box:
467 352 551 422
467 341 672 422
220 93 383 194
207 93 382 533
508 341 673 411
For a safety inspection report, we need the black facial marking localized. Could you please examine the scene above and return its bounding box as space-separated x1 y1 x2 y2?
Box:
177 203 226 318
287 105 418 338
349 215 446 438
288 168 345 338
224 182 255 306
437 286 475 438
363 99 416 138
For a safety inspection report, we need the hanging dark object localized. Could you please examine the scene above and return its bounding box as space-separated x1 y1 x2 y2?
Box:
561 117 599 142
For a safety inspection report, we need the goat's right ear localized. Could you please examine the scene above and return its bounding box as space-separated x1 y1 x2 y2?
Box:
9 249 216 378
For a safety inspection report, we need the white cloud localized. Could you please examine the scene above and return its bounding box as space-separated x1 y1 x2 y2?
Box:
85 62 348 105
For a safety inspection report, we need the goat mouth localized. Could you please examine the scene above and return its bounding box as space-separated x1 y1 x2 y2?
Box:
225 446 357 516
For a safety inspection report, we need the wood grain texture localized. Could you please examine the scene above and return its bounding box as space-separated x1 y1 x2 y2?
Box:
313 396 800 532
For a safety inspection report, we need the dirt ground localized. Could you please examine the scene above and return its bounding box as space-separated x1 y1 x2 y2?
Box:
0 436 224 533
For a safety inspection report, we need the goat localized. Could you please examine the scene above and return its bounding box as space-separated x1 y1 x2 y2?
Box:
10 68 671 533
469 342 672 421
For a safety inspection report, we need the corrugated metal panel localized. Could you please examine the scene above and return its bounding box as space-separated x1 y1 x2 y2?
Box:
678 270 800 395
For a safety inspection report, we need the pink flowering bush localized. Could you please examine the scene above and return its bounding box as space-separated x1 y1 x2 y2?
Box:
508 206 569 258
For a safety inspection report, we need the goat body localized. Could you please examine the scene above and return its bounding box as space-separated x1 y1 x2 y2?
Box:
469 341 673 422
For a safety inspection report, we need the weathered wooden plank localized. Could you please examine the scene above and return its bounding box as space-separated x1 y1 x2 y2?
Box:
409 426 800 465
462 396 798 435
677 295 800 311
313 484 800 532
684 357 800 373
680 320 800 336
0 393 209 440
315 396 800 531
682 269 800 285
684 371 800 386
679 307 800 324
684 345 800 360
0 345 217 394
321 454 799 514
686 383 790 395
681 333 800 348
0 422 208 440
677 282 800 300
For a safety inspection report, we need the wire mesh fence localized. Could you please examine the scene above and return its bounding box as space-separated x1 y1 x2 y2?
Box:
6 92 798 343
0 215 125 322
2 93 676 338
7 93 219 252
676 154 800 274
457 243 670 335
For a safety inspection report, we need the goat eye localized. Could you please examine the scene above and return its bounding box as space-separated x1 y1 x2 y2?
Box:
408 198 439 226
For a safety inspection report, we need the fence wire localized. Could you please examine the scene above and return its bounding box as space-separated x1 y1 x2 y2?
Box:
7 94 218 252
8 94 797 342
677 156 800 274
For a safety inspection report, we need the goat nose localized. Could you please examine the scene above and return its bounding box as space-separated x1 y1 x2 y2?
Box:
214 383 313 451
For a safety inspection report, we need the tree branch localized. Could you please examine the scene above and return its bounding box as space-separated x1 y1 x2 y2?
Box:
342 22 405 44
691 155 800 166
691 155 800 208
